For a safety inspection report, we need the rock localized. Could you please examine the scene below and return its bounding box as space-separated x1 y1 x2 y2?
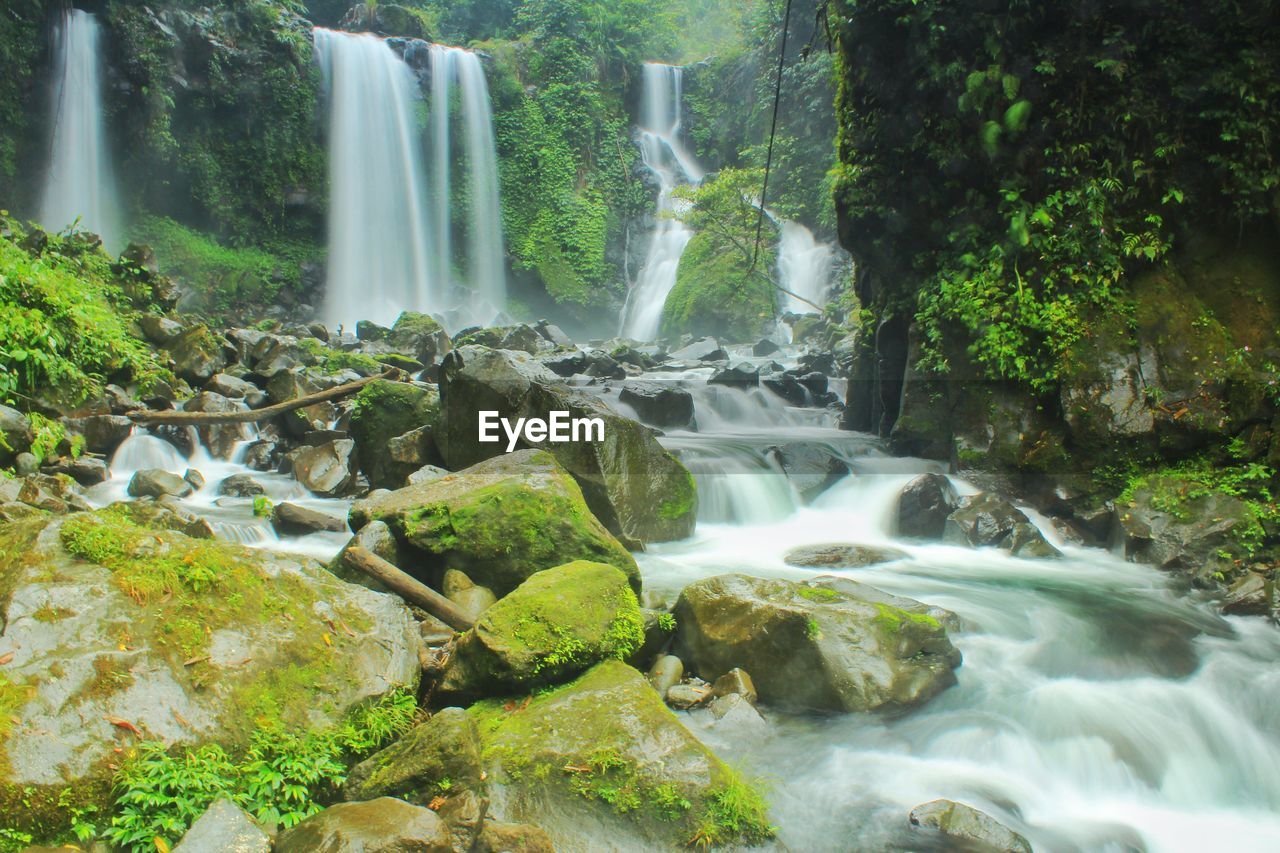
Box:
766 443 850 501
708 363 760 389
666 679 712 709
538 349 590 377
707 692 768 733
1007 522 1063 558
127 468 194 498
437 561 644 698
711 668 756 703
784 543 909 569
173 798 271 853
944 493 1059 558
205 372 259 399
0 506 419 836
0 405 34 466
1221 572 1274 616
673 574 961 713
669 337 725 361
289 438 356 497
183 392 253 460
349 449 639 596
217 473 266 497
140 314 184 346
470 660 773 849
647 654 684 697
348 379 441 490
455 323 550 355
438 347 697 543
534 319 573 348
168 325 229 385
897 473 959 540
909 799 1031 853
388 311 452 365
475 822 556 853
1116 476 1256 581
64 414 133 456
441 569 497 622
2 474 91 514
762 372 808 406
583 352 626 378
183 468 205 491
618 381 696 430
272 501 346 536
795 371 829 396
356 320 390 342
343 707 484 803
333 520 403 592
752 338 780 356
275 798 451 853
47 456 109 486
13 453 38 476
407 464 448 486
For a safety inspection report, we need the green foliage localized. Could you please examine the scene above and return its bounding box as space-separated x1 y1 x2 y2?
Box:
252 495 274 518
106 690 416 851
831 0 1280 389
0 216 169 407
655 611 677 632
0 1 45 199
692 775 775 848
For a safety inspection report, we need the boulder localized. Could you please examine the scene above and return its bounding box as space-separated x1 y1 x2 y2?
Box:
1 474 92 514
762 372 808 406
272 501 347 536
669 337 725 361
343 707 483 803
167 325 228 385
333 520 403 593
469 660 773 849
908 799 1031 853
673 574 961 713
183 392 253 460
140 314 184 346
618 381 696 430
349 449 639 597
441 569 497 622
0 405 34 466
127 468 194 498
437 561 644 698
784 543 909 569
944 493 1061 557
289 439 357 497
204 372 262 403
538 349 590 377
0 506 419 838
217 473 266 497
708 363 760 389
388 311 452 365
766 443 850 501
13 453 38 476
348 379 441 490
407 464 449 486
173 798 271 853
752 338 780 357
275 799 451 853
64 414 133 456
47 456 109 487
534 320 573 348
438 347 697 543
356 320 390 341
897 473 958 540
1116 475 1257 581
666 679 712 709
647 654 683 696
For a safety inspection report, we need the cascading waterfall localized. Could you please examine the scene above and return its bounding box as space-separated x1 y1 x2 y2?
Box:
619 62 703 342
314 28 435 330
40 9 120 251
427 45 507 328
777 220 836 314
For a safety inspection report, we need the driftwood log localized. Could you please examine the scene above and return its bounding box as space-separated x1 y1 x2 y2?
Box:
343 545 475 632
124 370 394 426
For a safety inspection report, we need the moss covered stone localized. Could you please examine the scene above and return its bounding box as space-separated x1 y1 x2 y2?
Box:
468 660 774 849
438 561 644 700
349 450 639 597
342 707 484 805
661 230 778 341
348 379 442 490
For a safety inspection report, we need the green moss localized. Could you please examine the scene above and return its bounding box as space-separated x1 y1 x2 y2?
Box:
662 230 777 341
871 602 941 635
348 379 440 489
297 337 385 375
797 586 844 603
31 604 73 623
0 778 109 848
658 471 697 521
0 673 34 742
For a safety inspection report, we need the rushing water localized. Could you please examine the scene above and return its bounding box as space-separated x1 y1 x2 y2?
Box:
777 219 837 314
40 9 120 251
619 63 702 342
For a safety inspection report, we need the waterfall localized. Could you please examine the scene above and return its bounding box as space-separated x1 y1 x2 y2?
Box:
777 220 836 314
427 45 507 328
314 28 435 330
619 63 702 342
40 9 120 252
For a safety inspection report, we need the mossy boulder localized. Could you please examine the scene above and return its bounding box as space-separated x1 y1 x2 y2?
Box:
275 798 451 853
469 660 774 849
661 230 777 341
673 574 961 714
0 504 419 838
1115 475 1256 581
166 324 229 385
388 310 452 365
348 449 639 597
348 378 442 490
438 561 644 699
343 707 484 804
439 346 697 543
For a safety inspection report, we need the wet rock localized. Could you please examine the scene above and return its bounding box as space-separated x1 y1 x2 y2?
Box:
762 372 808 406
348 379 441 490
669 337 725 361
752 338 780 356
538 349 590 377
438 347 697 543
349 449 639 596
0 405 33 467
583 352 626 379
388 311 452 365
766 442 850 501
711 667 757 703
535 319 574 348
168 325 229 385
1116 477 1255 581
48 455 109 486
1007 522 1063 558
333 520 403 593
438 561 643 698
14 453 39 476
184 391 253 460
104 383 139 414
173 798 270 853
128 468 194 498
356 319 390 341
204 372 259 399
1221 572 1274 616
784 543 909 569
673 574 961 713
897 473 959 540
217 473 266 497
441 568 497 622
455 324 549 355
272 501 346 535
708 362 760 389
407 464 449 486
183 468 205 491
475 822 556 853
275 798 451 853
707 691 768 734
795 371 829 396
344 707 484 803
289 438 356 497
241 440 277 472
909 799 1031 853
618 381 696 429
140 314 184 346
65 413 133 455
666 678 713 709
647 654 684 696
944 493 1060 558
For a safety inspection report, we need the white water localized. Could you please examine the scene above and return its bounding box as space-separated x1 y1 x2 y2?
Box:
777 219 836 314
315 28 435 330
618 63 702 342
40 9 120 251
428 45 507 328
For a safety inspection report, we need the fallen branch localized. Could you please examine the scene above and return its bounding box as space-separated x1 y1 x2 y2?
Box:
125 370 394 426
343 545 476 632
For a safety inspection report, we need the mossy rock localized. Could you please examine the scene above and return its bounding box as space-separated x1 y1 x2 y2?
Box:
437 561 644 700
388 310 452 365
349 450 639 597
0 505 419 837
468 660 774 849
348 379 442 490
343 707 484 804
673 574 961 713
661 231 777 341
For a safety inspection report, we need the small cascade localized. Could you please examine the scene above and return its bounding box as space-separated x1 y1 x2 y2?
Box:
427 45 507 328
314 28 435 330
777 220 836 314
109 433 188 474
619 63 703 342
40 9 120 251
